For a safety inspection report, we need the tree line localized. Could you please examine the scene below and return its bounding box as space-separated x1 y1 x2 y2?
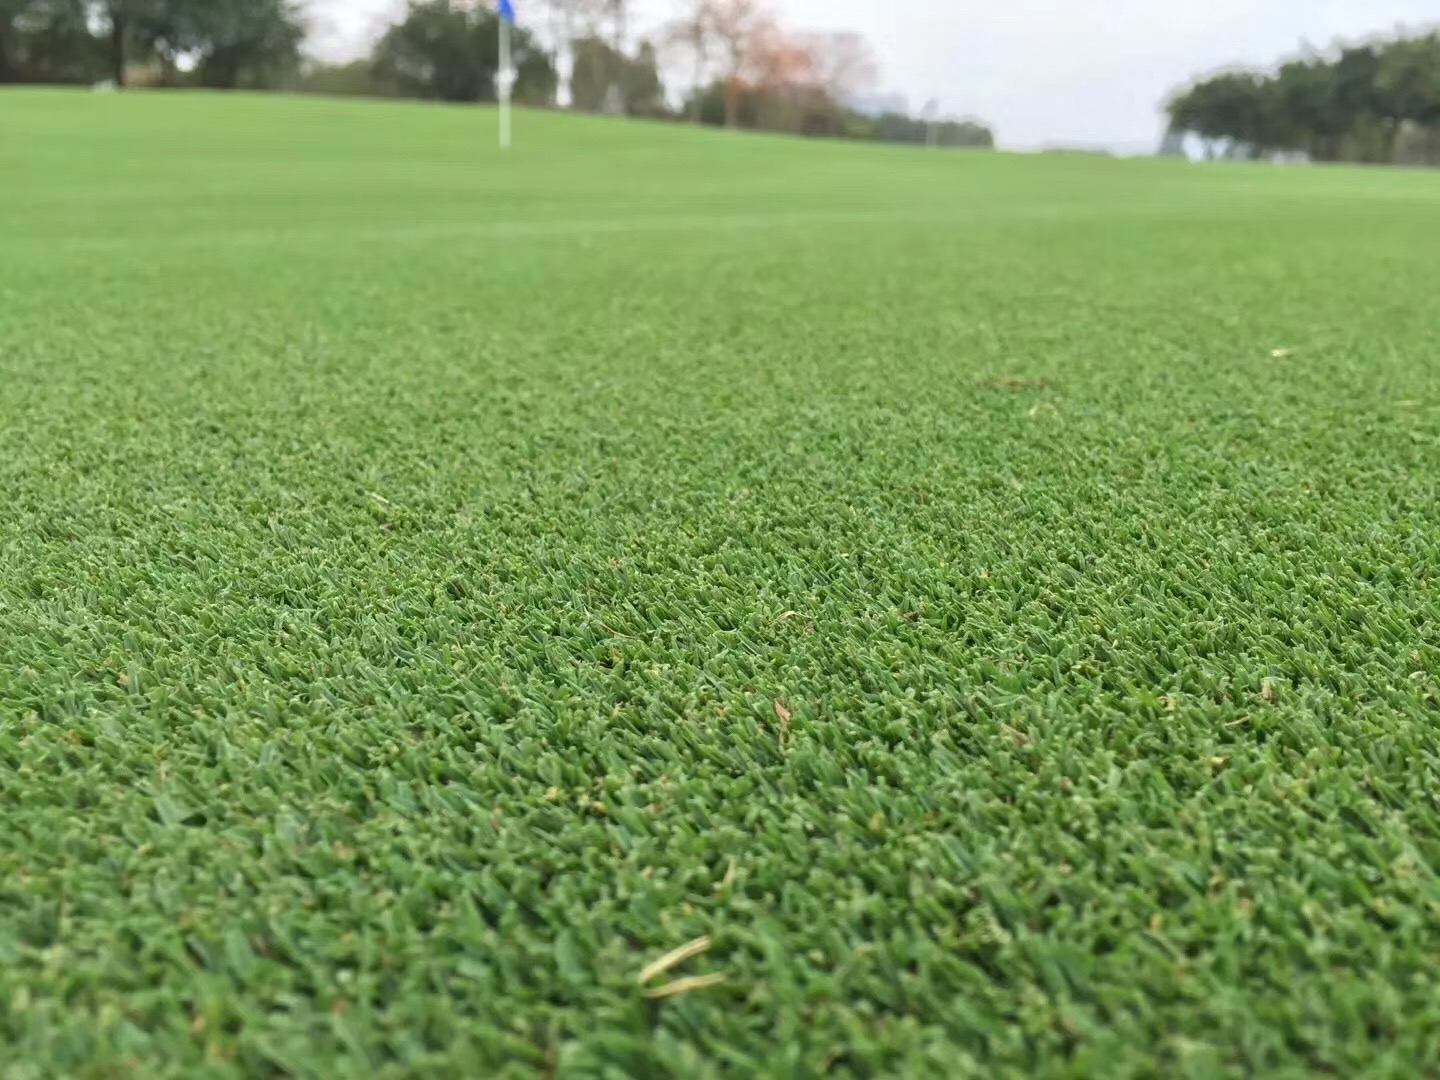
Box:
0 1 303 88
1166 30 1440 166
0 0 995 150
310 0 995 149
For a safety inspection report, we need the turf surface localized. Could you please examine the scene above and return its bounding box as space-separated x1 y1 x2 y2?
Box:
3 89 1440 1077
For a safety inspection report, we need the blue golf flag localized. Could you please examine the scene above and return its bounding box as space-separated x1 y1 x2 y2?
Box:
498 0 515 23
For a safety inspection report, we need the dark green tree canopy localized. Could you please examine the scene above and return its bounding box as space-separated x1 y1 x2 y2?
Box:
569 35 664 117
372 1 554 105
1 0 97 84
0 0 304 88
1168 31 1440 165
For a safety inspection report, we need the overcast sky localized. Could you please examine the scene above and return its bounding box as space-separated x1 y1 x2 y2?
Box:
310 0 1439 151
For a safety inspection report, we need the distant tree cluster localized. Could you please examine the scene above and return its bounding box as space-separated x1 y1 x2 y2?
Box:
293 0 994 149
1 0 996 151
656 1 989 145
0 0 305 89
1167 30 1440 166
367 1 554 105
860 112 994 150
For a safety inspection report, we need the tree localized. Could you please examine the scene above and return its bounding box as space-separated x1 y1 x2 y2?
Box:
792 30 876 107
126 0 304 89
742 21 839 135
569 34 663 115
373 0 553 104
129 0 194 83
1 0 98 84
1166 30 1440 167
749 29 878 137
596 0 626 50
671 17 971 148
1330 44 1396 162
0 1 17 82
535 0 600 45
569 34 622 112
515 48 557 106
870 110 993 149
293 58 384 97
194 0 305 89
625 41 664 116
1378 33 1440 129
533 0 627 67
694 3 868 134
99 0 128 86
1269 59 1338 158
661 0 714 122
93 0 149 86
707 0 771 127
1168 70 1277 158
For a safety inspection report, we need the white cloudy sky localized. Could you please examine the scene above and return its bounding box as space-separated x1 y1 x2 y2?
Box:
309 0 1439 150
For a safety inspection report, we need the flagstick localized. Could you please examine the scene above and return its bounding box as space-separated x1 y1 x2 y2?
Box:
498 13 513 151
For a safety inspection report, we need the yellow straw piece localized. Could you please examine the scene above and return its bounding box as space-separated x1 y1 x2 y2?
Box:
637 935 713 985
642 974 727 1000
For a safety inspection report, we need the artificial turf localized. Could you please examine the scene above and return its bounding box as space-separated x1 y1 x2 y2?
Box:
2 88 1440 1077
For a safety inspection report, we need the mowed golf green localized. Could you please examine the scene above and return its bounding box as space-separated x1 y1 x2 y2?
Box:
3 88 1440 1076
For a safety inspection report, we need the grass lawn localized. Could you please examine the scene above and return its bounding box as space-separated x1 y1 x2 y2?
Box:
3 88 1440 1077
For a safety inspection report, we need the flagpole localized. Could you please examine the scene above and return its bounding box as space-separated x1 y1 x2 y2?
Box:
498 8 513 151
